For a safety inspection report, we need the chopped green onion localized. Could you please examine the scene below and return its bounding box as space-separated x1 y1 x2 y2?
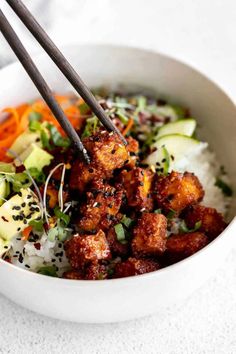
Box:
40 130 51 150
54 207 70 226
114 223 127 243
166 209 176 219
154 208 162 214
29 120 42 132
47 124 71 148
37 265 58 277
121 215 133 228
29 219 44 232
179 220 202 233
215 178 233 197
116 109 129 124
47 227 58 242
28 111 42 122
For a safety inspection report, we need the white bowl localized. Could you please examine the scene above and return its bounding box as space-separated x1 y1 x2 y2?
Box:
0 44 235 323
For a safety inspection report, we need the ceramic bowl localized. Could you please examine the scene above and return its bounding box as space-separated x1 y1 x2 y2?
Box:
0 44 235 323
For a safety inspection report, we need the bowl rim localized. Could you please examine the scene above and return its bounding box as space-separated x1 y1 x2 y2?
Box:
0 42 235 286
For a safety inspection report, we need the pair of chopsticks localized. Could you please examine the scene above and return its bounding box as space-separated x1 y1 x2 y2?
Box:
0 0 126 164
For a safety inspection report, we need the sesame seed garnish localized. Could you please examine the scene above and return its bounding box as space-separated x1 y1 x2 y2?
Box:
93 202 98 207
21 202 26 207
18 254 24 263
27 194 32 199
17 227 21 232
140 208 146 212
1 216 9 222
4 246 8 249
25 264 30 268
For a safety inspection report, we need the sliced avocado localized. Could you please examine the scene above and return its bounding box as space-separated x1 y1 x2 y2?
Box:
0 174 10 206
17 144 53 171
8 130 42 157
144 134 199 173
0 188 41 241
156 119 197 139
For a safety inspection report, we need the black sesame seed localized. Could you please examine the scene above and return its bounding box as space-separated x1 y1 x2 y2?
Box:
25 264 30 268
4 246 8 249
58 243 62 248
23 219 27 224
21 202 26 207
1 216 9 222
18 192 22 197
170 155 175 161
17 227 21 232
13 206 21 210
156 162 161 166
52 259 56 263
161 158 166 163
27 194 32 199
18 254 24 263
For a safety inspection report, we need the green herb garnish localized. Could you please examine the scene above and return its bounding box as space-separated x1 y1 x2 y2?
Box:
179 220 202 233
82 116 99 138
154 208 162 214
37 265 58 277
28 167 45 183
6 172 32 192
54 207 70 226
215 178 233 197
47 124 71 148
29 219 44 232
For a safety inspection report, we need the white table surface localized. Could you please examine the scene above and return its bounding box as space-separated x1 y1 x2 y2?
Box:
0 0 236 353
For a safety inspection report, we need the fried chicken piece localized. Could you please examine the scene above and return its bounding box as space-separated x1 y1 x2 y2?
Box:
107 226 130 257
114 257 160 278
85 263 108 280
132 213 167 257
69 130 129 193
165 232 208 264
63 270 84 280
64 230 111 269
121 167 154 212
78 181 123 232
154 171 204 215
184 205 227 240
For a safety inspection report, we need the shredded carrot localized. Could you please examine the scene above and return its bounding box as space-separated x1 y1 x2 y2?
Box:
0 94 84 160
122 118 134 136
21 226 33 241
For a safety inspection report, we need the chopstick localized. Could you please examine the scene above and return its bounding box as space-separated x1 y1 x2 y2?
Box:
0 9 91 164
5 0 127 146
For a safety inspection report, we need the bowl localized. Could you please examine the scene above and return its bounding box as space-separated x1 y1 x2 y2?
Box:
0 44 235 323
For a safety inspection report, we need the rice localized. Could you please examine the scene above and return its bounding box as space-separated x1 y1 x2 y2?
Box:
7 233 69 276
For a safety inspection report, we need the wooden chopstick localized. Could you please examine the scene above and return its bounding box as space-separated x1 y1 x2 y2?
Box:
0 9 91 163
5 0 127 146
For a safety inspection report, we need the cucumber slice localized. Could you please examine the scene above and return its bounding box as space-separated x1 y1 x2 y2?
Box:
144 134 199 173
157 119 196 139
